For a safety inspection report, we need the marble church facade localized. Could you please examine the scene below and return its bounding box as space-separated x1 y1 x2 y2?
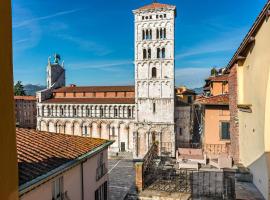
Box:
37 2 178 158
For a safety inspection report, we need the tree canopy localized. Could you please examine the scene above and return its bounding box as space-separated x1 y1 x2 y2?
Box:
14 81 26 96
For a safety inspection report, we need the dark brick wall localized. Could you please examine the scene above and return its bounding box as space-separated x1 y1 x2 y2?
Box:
228 64 240 163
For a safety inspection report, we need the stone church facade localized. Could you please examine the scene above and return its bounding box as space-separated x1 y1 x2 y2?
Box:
37 2 178 158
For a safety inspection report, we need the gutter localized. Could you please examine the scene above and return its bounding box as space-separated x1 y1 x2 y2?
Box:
19 140 114 197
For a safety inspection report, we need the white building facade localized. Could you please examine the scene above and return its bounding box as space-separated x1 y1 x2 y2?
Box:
37 2 178 159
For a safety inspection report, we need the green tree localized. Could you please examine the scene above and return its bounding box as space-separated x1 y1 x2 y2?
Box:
14 81 26 96
210 67 218 76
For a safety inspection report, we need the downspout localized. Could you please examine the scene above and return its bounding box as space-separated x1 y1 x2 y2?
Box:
81 162 84 200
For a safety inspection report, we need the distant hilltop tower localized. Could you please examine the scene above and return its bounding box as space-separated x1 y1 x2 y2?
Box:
47 53 65 89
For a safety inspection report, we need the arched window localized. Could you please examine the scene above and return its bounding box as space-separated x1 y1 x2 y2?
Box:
44 107 47 116
73 107 77 116
142 30 145 40
156 29 159 39
84 126 88 136
160 29 163 39
153 102 156 113
61 108 64 116
163 28 166 39
87 108 90 116
150 29 152 39
146 29 149 39
162 48 166 58
148 49 151 59
143 49 147 59
157 48 161 58
100 107 104 117
152 67 157 78
114 108 118 117
128 107 132 118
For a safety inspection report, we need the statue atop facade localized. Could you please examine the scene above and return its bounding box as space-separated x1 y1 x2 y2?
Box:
54 53 61 64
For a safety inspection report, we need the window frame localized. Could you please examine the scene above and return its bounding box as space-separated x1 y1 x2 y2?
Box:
219 121 230 140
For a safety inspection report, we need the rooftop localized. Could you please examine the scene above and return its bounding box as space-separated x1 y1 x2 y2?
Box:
14 96 36 101
195 94 229 105
17 128 112 191
135 2 175 11
53 85 135 93
206 74 229 82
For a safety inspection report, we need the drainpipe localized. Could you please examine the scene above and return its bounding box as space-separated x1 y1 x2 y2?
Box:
81 162 84 200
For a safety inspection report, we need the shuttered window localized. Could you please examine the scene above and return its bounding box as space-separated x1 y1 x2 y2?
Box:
220 122 230 140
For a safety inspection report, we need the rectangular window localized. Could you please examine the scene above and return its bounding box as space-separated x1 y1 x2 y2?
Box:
52 177 63 200
187 96 193 104
220 122 230 140
153 103 156 114
179 128 182 136
96 152 107 181
95 181 108 200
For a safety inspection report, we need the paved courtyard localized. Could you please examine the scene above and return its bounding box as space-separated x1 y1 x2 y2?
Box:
108 159 136 200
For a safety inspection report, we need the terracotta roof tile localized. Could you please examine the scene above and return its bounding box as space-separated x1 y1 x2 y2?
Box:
17 128 109 186
53 85 135 93
43 98 135 104
136 3 175 11
14 96 36 101
195 94 229 105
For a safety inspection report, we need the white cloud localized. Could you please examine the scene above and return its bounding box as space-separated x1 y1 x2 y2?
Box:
68 60 133 71
13 9 81 28
57 34 113 56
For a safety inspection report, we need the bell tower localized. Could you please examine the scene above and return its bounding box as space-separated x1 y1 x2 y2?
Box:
133 2 176 157
47 54 65 89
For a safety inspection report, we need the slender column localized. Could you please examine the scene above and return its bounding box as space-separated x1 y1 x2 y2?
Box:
80 126 83 136
118 125 121 151
108 125 111 140
127 127 130 150
146 131 150 150
133 131 138 158
99 124 102 138
159 132 162 155
89 125 92 137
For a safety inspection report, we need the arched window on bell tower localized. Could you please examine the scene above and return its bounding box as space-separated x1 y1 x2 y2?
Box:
152 67 157 78
163 28 166 39
157 48 161 58
153 102 156 113
146 30 149 40
143 49 147 60
148 49 151 59
162 48 166 58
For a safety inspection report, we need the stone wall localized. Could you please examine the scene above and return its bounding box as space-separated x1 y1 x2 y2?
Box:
228 64 239 163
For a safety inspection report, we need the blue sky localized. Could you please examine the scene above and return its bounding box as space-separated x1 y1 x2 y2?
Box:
12 0 267 88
